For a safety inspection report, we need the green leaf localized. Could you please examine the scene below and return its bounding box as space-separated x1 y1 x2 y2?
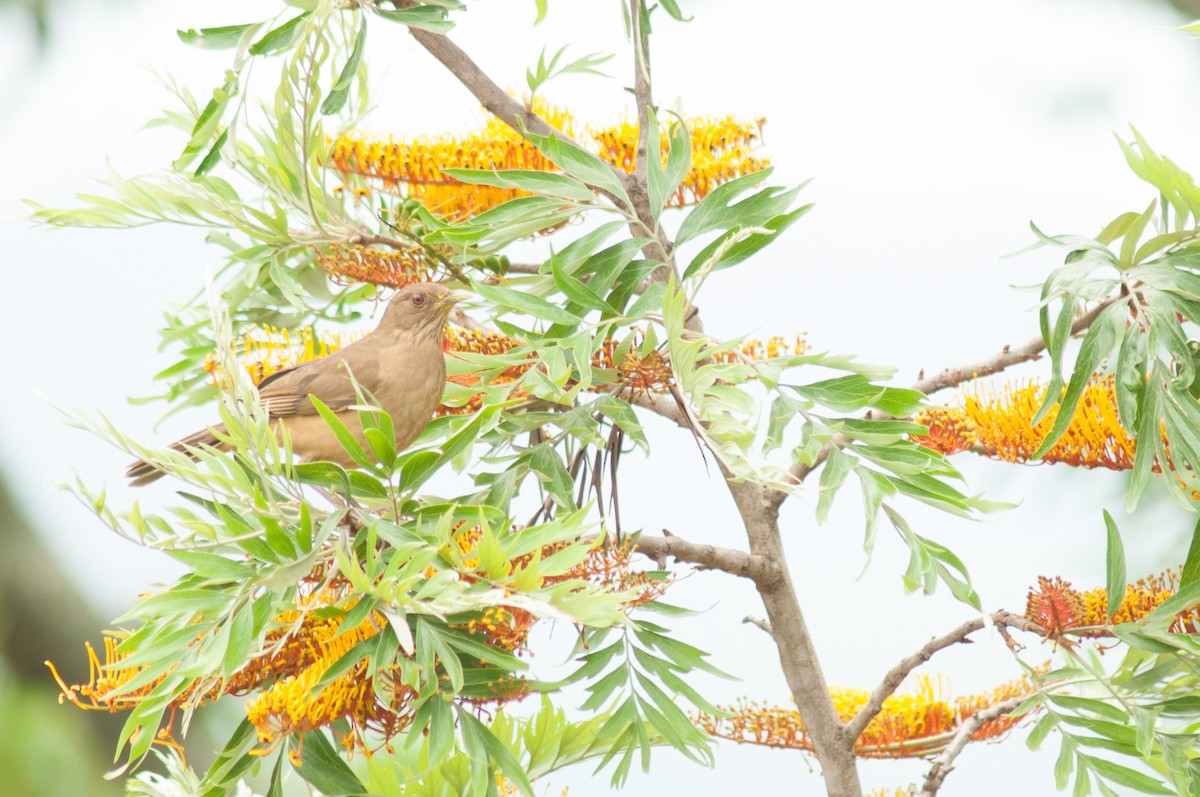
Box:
459 709 534 797
520 129 632 209
475 282 581 325
248 12 311 56
676 169 806 245
443 167 596 204
177 23 261 50
794 374 881 412
682 205 812 280
292 730 366 795
530 445 575 507
1033 307 1120 459
551 256 620 315
1180 516 1200 589
373 5 454 33
266 751 286 797
194 128 228 177
321 15 367 116
1103 510 1127 621
659 0 693 21
308 396 376 470
662 117 693 213
816 447 853 524
1082 754 1172 794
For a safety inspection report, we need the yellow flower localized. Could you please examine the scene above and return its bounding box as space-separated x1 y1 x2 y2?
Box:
1025 568 1199 641
911 375 1137 470
697 672 1036 758
315 243 433 289
327 99 769 221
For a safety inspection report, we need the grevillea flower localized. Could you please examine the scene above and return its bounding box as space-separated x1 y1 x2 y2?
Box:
314 243 434 289
696 672 1037 758
590 114 769 207
328 98 575 222
911 375 1137 470
710 334 808 365
211 323 808 414
1024 569 1200 641
327 99 768 221
205 324 365 386
48 536 667 760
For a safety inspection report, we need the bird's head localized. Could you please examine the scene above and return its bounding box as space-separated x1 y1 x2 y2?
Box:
380 283 471 339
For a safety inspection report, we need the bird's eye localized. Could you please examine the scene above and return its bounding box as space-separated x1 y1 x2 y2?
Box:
410 292 426 307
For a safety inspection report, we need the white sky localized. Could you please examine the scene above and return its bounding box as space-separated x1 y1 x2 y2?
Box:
3 0 1200 794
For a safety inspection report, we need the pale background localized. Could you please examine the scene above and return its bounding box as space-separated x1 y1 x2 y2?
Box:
3 1 1199 794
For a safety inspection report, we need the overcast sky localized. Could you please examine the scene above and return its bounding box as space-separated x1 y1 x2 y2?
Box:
4 1 1200 795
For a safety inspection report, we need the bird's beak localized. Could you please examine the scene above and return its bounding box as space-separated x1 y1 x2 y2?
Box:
445 290 472 306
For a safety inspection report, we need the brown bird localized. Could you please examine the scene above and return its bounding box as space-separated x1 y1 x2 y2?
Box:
127 283 469 486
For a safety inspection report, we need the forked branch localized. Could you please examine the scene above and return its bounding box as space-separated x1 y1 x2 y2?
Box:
845 610 1039 742
918 695 1031 796
772 297 1120 503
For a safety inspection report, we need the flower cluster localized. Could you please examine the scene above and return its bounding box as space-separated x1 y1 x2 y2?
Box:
314 243 434 289
911 375 1137 470
212 323 808 415
590 114 769 207
1025 569 1200 642
48 536 664 760
710 334 808 365
327 100 768 221
696 672 1036 758
328 99 574 222
205 324 365 386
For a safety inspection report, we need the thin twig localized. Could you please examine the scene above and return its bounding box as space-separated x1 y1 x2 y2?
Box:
845 610 1040 742
918 695 1031 797
392 0 632 211
910 298 1117 395
742 615 774 637
505 262 542 274
604 530 781 587
771 298 1120 505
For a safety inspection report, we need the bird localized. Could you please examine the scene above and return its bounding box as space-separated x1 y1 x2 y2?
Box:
127 283 470 486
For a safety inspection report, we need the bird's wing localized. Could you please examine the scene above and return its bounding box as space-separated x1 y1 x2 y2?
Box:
258 351 379 417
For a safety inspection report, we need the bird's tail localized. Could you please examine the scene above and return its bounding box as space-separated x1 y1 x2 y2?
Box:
126 426 228 486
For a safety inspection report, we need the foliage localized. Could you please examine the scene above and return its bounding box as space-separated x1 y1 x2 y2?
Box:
30 2 1200 796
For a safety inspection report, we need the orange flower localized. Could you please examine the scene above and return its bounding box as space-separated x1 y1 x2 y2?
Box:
697 672 1036 758
912 375 1137 470
1025 569 1199 641
327 100 769 221
315 243 434 289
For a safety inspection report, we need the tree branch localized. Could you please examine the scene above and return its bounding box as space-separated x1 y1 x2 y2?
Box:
769 297 1120 506
918 695 1031 797
742 615 773 637
393 1 631 211
725 478 863 796
628 529 781 586
845 610 1039 741
910 298 1117 395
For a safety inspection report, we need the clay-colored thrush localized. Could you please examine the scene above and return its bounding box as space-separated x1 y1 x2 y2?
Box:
127 283 469 486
